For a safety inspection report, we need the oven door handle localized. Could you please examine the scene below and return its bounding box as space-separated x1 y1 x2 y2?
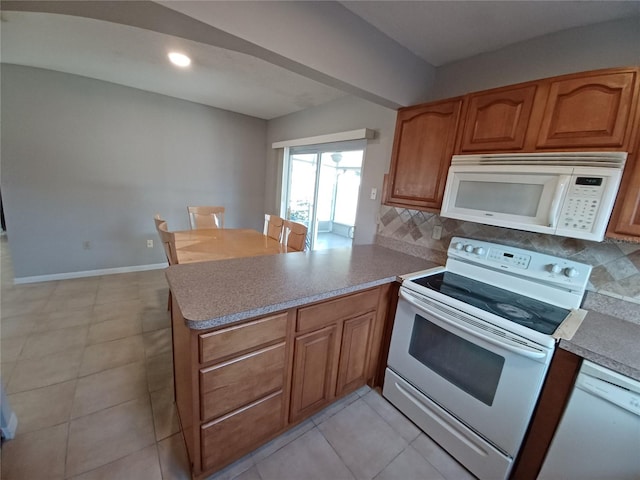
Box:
400 290 547 360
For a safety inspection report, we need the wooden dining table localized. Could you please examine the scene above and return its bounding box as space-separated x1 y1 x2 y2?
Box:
173 228 290 264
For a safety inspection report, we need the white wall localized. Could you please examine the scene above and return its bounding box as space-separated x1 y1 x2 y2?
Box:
430 16 640 100
1 65 267 279
266 96 397 246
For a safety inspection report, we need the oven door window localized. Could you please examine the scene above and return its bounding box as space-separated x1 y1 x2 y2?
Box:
409 313 505 406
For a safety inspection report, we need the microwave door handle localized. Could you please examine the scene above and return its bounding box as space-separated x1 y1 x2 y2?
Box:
400 290 546 359
548 175 571 228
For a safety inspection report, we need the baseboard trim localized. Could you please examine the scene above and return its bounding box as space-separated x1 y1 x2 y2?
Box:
14 263 168 284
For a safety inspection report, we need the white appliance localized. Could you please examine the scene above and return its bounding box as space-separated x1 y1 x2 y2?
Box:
383 237 592 480
538 360 640 479
440 152 626 241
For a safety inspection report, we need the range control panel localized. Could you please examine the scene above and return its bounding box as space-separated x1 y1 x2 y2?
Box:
447 236 592 290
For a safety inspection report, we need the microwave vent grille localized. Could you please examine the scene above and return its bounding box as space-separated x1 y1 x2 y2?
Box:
451 152 627 169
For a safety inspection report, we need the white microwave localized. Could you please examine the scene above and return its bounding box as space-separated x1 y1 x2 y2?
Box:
440 152 627 241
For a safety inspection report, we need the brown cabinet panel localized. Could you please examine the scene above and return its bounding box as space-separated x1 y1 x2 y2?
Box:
201 391 284 472
536 70 638 149
199 312 287 364
460 85 537 152
609 152 640 238
336 312 374 396
385 99 463 210
289 325 338 422
296 288 379 333
200 342 286 421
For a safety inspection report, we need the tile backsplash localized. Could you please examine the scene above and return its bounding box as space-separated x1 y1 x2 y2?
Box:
376 205 640 304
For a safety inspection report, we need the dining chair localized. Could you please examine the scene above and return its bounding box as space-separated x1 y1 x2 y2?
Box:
154 214 166 233
263 214 284 241
282 220 308 252
157 221 178 266
154 216 177 310
187 206 225 230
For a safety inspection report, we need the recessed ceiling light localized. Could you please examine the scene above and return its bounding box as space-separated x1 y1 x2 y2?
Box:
168 52 191 67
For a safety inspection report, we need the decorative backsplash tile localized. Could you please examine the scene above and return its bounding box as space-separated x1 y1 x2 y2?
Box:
376 205 640 303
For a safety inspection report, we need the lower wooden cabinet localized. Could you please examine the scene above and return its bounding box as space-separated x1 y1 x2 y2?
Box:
199 342 286 421
290 325 338 423
336 312 374 396
172 285 391 479
201 391 284 471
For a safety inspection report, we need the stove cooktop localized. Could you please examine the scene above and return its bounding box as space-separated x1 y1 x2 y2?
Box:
411 271 570 335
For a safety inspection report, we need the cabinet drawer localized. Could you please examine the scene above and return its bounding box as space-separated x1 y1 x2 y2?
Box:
296 289 378 333
201 391 284 471
199 312 287 364
200 342 286 421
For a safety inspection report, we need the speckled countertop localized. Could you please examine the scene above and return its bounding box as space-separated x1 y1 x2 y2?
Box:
560 292 640 381
165 245 437 330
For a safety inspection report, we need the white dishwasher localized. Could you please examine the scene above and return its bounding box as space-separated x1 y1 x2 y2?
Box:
538 360 640 480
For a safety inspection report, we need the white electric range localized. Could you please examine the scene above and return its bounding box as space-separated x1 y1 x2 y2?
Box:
383 236 592 480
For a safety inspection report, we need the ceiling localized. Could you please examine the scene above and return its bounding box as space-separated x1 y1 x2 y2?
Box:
341 1 640 67
1 1 639 120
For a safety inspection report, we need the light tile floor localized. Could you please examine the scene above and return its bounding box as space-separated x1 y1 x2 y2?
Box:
0 235 476 480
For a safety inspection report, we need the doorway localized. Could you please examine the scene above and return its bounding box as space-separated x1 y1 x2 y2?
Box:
282 141 364 250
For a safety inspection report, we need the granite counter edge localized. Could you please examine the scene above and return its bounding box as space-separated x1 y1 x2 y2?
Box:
559 340 640 382
182 276 400 330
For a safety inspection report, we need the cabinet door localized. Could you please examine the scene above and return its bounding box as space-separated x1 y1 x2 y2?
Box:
460 85 537 152
336 312 374 396
536 70 638 149
385 99 463 211
609 153 640 238
289 325 338 423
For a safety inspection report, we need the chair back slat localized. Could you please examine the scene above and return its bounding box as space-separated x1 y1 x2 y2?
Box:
282 220 307 251
187 206 225 229
263 214 284 241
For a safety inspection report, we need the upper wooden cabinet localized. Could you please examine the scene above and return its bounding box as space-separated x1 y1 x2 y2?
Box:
459 84 538 152
385 98 463 211
536 70 639 149
384 66 640 224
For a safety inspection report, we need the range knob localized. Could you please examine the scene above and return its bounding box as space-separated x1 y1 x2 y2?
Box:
464 244 474 253
549 264 563 274
563 267 579 278
474 247 485 255
454 242 465 251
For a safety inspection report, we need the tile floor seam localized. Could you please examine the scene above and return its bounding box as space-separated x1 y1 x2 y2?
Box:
371 447 406 480
361 392 422 444
314 425 361 480
409 435 464 480
70 389 151 422
62 420 72 479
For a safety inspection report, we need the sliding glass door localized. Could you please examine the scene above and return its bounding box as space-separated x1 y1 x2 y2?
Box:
282 141 364 250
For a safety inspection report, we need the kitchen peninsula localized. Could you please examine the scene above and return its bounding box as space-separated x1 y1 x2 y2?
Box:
165 245 436 479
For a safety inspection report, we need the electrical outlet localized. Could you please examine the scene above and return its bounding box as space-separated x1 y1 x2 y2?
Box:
370 187 378 200
147 239 154 248
432 225 443 240
83 240 91 250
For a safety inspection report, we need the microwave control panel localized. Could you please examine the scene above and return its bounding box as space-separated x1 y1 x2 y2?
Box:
558 177 605 232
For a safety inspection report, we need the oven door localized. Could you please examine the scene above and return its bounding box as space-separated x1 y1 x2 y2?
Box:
387 287 553 456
